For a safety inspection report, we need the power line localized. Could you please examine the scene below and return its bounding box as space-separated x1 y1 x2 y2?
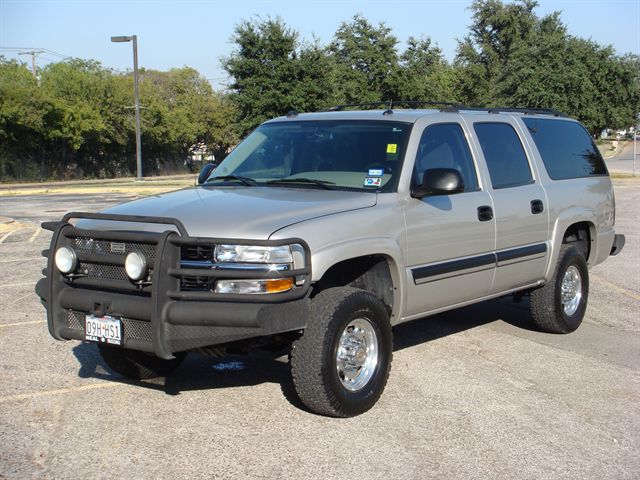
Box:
0 46 71 60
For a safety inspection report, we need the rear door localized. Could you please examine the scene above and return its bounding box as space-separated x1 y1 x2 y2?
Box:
468 119 549 293
403 120 496 317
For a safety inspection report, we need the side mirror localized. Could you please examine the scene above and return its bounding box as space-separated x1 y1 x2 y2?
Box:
197 163 216 185
411 168 464 198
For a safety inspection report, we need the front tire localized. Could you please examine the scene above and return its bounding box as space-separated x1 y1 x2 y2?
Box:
530 245 589 333
290 287 393 417
98 344 186 380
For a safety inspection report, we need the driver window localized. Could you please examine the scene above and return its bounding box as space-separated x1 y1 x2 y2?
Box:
413 123 479 192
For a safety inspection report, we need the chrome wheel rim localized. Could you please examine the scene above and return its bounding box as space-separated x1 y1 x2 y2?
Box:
561 265 582 316
336 318 379 392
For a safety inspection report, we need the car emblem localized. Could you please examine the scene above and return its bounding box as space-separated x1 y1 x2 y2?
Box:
110 242 126 254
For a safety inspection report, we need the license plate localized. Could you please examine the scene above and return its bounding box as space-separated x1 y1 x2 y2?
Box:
85 315 123 346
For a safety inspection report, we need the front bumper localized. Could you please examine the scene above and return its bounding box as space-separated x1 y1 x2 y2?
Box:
36 212 311 359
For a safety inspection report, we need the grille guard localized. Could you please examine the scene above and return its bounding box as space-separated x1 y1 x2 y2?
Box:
39 212 312 359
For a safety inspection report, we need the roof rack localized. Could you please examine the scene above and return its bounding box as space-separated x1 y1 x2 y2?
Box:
327 101 463 112
324 101 567 117
461 106 568 117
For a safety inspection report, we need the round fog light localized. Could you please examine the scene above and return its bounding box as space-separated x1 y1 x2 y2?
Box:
125 251 147 281
55 246 77 274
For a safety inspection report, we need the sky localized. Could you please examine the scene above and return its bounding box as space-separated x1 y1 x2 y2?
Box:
1 0 639 89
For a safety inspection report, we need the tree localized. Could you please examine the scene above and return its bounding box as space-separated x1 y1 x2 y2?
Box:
223 17 334 135
455 0 640 135
329 14 401 104
138 67 238 173
0 57 238 181
455 0 541 106
397 37 458 102
0 58 62 178
39 59 131 177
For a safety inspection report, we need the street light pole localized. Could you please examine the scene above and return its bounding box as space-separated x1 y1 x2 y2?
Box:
111 35 143 180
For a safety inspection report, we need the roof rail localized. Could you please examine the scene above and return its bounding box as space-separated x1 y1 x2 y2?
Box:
461 106 568 117
324 101 567 117
326 101 463 112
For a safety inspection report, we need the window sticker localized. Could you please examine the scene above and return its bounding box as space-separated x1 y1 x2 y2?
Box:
386 144 397 154
368 168 384 176
364 177 382 187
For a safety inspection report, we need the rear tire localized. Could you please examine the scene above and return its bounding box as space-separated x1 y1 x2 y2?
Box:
290 287 393 417
98 344 186 380
530 245 589 333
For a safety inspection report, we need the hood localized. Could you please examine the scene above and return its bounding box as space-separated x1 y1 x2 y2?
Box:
81 186 377 239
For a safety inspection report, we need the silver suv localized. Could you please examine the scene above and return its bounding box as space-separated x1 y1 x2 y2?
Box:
37 102 625 417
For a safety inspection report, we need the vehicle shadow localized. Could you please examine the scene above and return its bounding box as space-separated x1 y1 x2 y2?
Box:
72 296 537 411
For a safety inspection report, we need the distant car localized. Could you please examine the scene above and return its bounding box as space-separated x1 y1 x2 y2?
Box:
37 102 625 417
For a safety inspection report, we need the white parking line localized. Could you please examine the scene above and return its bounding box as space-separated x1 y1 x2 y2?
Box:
0 320 44 328
0 228 20 244
592 274 640 301
0 382 124 404
0 257 43 263
0 281 37 288
28 227 42 243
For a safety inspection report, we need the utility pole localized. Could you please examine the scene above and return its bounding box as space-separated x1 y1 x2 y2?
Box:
18 50 43 79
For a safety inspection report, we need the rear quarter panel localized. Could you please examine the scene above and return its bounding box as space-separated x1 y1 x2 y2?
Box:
516 117 615 276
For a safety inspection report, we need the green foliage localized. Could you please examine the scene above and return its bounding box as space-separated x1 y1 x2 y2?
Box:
455 0 639 135
2 3 638 181
397 37 458 102
0 57 237 181
329 14 401 103
222 17 334 135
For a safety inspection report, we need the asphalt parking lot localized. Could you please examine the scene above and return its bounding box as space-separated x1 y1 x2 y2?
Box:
0 179 638 479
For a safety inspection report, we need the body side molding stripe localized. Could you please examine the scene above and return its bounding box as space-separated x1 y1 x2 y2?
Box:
411 242 548 283
412 253 496 282
496 243 547 263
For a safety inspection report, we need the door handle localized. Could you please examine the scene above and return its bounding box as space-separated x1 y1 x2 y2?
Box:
531 199 544 214
477 205 493 222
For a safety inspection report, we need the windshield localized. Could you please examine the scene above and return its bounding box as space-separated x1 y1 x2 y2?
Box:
207 120 411 192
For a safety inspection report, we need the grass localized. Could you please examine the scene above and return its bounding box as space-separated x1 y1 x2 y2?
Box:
0 176 196 197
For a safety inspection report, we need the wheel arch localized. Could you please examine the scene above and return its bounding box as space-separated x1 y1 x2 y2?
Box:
546 213 596 278
311 247 404 324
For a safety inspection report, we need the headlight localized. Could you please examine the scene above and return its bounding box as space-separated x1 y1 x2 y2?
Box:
125 252 147 281
215 245 293 264
214 278 294 294
55 247 77 274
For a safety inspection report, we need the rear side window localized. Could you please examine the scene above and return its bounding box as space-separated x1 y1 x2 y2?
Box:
522 118 607 179
473 123 533 189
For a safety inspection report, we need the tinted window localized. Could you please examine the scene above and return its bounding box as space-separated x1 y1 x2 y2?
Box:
522 118 607 179
474 123 533 189
413 123 479 192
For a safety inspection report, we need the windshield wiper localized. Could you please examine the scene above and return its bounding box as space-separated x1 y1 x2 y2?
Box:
204 175 257 186
266 178 336 190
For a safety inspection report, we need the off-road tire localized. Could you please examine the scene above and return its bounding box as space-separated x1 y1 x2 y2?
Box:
530 244 589 333
98 344 186 380
290 287 393 417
